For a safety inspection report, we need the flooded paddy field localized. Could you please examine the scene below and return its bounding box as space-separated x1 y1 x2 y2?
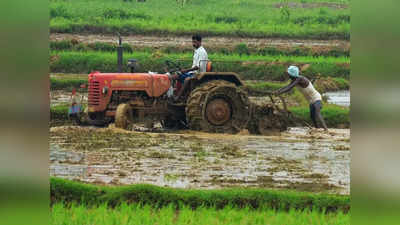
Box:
50 125 350 195
324 90 350 107
50 90 87 107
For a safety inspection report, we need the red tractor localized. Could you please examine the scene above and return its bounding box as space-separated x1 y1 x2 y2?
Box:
85 64 251 134
80 37 288 134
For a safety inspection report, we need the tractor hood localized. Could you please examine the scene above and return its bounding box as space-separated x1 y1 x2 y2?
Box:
87 71 171 113
89 72 171 97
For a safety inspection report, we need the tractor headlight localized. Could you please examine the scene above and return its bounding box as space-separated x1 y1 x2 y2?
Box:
102 86 109 95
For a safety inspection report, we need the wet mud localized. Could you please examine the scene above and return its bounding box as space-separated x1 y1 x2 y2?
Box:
50 126 350 195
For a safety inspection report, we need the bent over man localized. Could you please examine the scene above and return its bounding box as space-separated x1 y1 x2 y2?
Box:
274 65 328 131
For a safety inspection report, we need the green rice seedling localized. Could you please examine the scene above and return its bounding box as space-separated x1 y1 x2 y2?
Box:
51 202 351 225
50 0 350 39
51 178 350 214
50 40 349 58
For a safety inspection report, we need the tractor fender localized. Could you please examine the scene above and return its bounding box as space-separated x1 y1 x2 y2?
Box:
195 72 244 86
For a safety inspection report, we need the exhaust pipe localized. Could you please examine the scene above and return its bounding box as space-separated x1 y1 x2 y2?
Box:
117 34 123 73
117 34 137 73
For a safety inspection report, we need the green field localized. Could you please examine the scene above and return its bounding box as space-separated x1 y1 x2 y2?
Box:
52 203 350 225
51 178 350 224
51 178 349 211
50 50 350 80
50 0 350 39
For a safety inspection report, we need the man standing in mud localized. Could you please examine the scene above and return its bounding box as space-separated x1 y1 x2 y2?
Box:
273 65 328 131
172 34 208 101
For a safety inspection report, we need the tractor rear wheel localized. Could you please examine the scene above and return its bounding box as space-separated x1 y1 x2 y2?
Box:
186 80 251 134
115 103 132 129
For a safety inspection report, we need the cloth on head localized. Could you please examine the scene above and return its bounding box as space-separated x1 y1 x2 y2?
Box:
287 65 300 78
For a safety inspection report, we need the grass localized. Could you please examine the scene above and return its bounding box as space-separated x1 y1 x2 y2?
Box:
50 178 350 213
50 40 350 58
51 104 70 120
50 77 88 90
50 50 350 80
51 202 350 225
290 104 349 128
49 0 350 39
245 77 349 95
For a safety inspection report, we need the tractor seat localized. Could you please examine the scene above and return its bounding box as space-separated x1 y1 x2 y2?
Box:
200 60 213 73
206 61 212 72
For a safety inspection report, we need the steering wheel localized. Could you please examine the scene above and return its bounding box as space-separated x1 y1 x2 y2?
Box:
165 60 181 73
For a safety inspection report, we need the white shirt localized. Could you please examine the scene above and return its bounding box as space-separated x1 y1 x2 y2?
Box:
297 82 322 104
192 46 208 73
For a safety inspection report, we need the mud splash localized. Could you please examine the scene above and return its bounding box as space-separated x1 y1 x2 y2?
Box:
50 126 350 194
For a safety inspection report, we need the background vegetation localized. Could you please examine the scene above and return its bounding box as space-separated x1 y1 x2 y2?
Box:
50 0 350 39
50 40 350 58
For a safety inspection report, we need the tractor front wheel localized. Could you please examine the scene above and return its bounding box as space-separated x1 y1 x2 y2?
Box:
115 103 132 130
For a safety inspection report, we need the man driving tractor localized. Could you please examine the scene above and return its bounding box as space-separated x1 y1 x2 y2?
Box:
172 34 208 101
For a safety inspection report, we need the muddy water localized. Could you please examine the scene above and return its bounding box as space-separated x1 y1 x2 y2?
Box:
50 126 350 195
323 90 350 107
50 90 87 106
50 34 350 51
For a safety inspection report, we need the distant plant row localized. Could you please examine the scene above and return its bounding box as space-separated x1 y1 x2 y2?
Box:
51 40 350 58
50 51 350 80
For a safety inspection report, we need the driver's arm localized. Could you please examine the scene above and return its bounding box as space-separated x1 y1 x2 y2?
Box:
181 66 198 73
